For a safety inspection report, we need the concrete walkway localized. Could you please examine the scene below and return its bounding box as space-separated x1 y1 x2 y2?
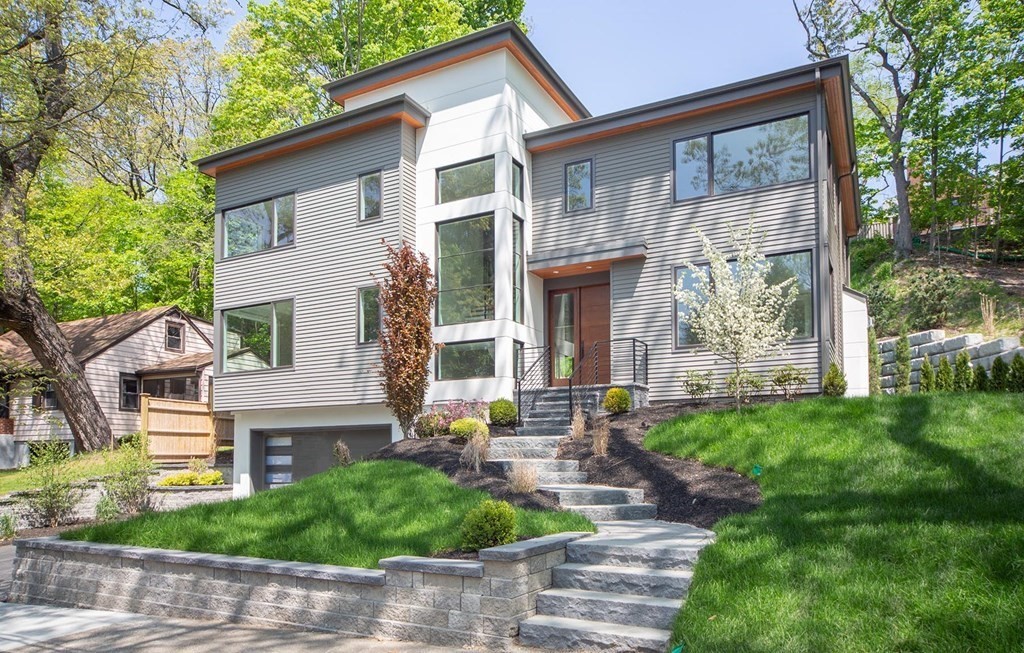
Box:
0 545 12 601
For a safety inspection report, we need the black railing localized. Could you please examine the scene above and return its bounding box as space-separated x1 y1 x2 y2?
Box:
515 346 550 426
567 338 649 418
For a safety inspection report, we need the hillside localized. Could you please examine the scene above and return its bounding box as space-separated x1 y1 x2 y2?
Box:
850 237 1024 338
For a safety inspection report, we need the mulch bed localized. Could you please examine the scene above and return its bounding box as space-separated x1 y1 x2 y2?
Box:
559 402 763 529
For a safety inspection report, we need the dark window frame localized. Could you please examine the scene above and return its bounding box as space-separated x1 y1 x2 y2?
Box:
32 382 60 411
358 170 383 222
435 155 496 204
513 216 524 324
512 159 525 201
564 158 594 213
435 339 497 381
165 321 185 353
220 192 297 260
119 373 141 412
434 212 496 326
671 248 816 351
512 340 524 380
219 298 296 376
357 285 382 345
671 112 812 204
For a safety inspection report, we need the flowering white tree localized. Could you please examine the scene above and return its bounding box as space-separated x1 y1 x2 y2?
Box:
675 220 799 411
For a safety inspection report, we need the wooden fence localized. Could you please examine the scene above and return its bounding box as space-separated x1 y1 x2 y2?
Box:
141 394 215 462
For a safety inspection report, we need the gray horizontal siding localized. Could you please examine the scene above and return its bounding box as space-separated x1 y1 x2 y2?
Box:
531 90 824 401
213 124 406 412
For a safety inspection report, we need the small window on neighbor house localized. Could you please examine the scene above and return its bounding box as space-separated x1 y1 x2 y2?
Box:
165 322 184 352
565 160 592 212
119 375 140 411
359 171 382 221
358 287 381 343
437 157 495 204
512 160 524 201
436 340 495 380
33 382 60 411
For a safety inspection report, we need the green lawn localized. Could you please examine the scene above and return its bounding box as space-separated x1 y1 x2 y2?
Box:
64 459 594 568
646 393 1024 653
0 451 114 495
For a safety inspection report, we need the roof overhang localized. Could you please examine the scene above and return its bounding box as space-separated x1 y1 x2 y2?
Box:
322 22 590 121
195 95 430 178
820 60 862 237
529 240 647 279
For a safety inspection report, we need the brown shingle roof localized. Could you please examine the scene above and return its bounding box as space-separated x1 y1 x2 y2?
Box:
135 352 214 375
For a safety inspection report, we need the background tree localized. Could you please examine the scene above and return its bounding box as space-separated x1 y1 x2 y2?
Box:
377 241 437 437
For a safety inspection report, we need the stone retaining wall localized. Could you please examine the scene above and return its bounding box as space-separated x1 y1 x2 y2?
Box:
878 329 1023 392
10 531 588 650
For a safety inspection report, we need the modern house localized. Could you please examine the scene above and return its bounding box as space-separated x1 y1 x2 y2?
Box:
0 306 215 468
196 22 865 494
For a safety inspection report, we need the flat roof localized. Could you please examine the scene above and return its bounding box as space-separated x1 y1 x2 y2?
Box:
195 95 430 177
322 21 590 121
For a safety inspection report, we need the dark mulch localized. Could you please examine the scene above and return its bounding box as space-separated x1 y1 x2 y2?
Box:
368 436 561 512
3 519 102 545
559 402 763 529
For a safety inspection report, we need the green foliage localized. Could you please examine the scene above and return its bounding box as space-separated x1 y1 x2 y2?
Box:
156 470 224 487
937 357 955 391
991 356 1010 391
414 412 442 438
974 364 990 391
95 495 120 522
894 334 912 395
460 499 516 552
680 370 716 402
24 440 83 528
602 387 631 414
187 458 209 474
868 327 882 395
102 435 153 513
725 370 765 404
488 398 517 427
449 417 488 440
954 351 974 392
198 471 225 485
0 513 17 540
822 363 847 397
29 440 70 466
1008 355 1024 393
919 357 935 393
770 365 810 400
117 432 141 448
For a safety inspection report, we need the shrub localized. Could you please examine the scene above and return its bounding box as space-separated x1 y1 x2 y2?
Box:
1008 354 1024 393
197 470 225 485
973 364 990 391
333 440 352 466
450 417 488 440
157 471 199 487
104 434 153 513
936 357 955 391
919 357 935 393
28 439 69 466
822 363 847 397
117 432 141 448
95 495 120 522
414 412 441 438
868 327 882 395
770 365 809 400
460 499 516 551
187 457 209 474
725 369 764 404
0 513 16 540
506 461 537 493
592 419 610 456
602 388 631 414
570 406 585 441
680 370 715 402
953 350 974 392
24 440 82 528
459 434 489 473
990 356 1010 391
488 398 518 427
437 400 487 433
894 334 912 395
905 267 962 331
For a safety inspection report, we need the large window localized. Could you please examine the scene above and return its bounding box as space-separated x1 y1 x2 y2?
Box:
223 194 295 258
513 217 524 323
119 374 140 411
565 159 592 212
222 300 294 373
674 114 810 201
358 287 381 344
437 215 494 325
674 251 814 347
359 171 382 221
437 340 495 380
437 157 495 204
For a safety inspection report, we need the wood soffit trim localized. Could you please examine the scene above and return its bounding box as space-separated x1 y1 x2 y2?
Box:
823 76 859 237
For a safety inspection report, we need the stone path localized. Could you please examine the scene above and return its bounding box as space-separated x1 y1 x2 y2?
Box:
0 544 12 602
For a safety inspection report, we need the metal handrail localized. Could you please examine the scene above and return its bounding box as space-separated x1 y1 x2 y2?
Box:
515 346 550 426
566 338 650 418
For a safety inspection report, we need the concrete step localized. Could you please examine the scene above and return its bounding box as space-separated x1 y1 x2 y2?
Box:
536 471 590 484
517 425 572 437
566 521 713 570
538 484 645 506
489 446 558 459
563 503 657 521
552 562 693 598
518 615 670 653
536 587 682 630
492 459 579 472
521 416 572 427
524 409 571 420
489 436 563 448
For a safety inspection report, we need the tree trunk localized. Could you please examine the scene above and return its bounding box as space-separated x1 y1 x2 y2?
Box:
735 361 742 413
892 156 914 258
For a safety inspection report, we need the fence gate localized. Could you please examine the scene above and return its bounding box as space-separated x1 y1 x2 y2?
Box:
141 394 215 461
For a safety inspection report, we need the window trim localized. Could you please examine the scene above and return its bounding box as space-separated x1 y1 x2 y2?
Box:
671 248 816 352
165 321 185 353
358 170 383 222
434 212 497 326
512 216 524 324
119 373 141 412
671 112 812 205
356 285 382 345
435 339 497 381
435 155 496 205
512 340 524 380
218 298 296 376
33 382 60 411
220 192 297 260
511 159 525 201
564 158 594 214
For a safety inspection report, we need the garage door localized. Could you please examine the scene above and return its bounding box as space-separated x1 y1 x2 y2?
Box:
256 426 391 490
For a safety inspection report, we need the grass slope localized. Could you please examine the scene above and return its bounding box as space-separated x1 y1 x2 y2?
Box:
646 394 1024 653
0 451 113 495
64 460 594 568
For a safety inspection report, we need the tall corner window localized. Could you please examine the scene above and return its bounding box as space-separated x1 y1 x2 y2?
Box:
119 374 140 411
222 300 294 373
165 322 184 352
223 193 295 258
437 157 495 204
513 217 524 323
437 214 495 325
674 265 708 347
565 159 592 212
437 340 495 380
512 160 524 201
513 340 523 380
358 286 381 343
359 171 382 221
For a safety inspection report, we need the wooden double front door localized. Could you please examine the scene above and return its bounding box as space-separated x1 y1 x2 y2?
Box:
548 284 610 387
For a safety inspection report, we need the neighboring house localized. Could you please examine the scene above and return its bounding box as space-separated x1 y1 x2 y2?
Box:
0 306 214 468
196 22 865 494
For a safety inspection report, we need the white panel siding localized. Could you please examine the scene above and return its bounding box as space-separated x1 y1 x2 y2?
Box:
213 124 405 412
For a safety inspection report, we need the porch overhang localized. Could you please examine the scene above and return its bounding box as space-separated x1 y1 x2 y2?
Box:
528 239 647 279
